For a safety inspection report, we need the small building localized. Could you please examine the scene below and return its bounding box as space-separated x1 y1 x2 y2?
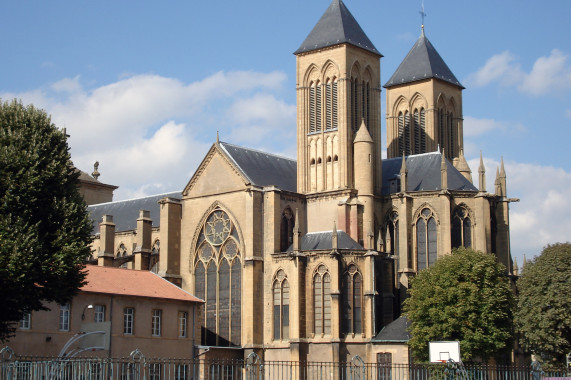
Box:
8 266 202 358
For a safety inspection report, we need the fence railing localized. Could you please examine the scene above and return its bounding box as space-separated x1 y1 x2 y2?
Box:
1 346 569 380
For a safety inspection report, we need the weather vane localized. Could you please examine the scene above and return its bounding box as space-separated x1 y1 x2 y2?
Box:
419 0 427 29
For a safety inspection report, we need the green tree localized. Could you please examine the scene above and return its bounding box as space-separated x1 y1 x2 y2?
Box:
515 243 571 365
0 99 92 341
403 247 515 362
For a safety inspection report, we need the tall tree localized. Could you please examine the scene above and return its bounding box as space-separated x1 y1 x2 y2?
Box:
515 243 571 365
0 99 92 341
403 247 515 362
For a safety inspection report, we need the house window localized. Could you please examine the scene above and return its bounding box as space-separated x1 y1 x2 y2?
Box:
124 307 134 335
194 208 242 347
94 305 105 323
178 311 188 338
19 313 31 330
342 264 362 335
59 303 70 331
416 208 438 270
273 270 289 340
152 309 162 337
452 206 472 249
313 264 331 335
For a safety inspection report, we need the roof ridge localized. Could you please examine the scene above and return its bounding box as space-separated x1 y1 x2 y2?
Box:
219 141 296 163
87 190 181 207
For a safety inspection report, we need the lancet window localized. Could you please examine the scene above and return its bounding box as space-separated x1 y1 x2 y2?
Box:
309 81 322 133
342 264 362 335
194 208 241 347
273 270 289 341
313 264 331 335
451 206 472 249
416 208 438 270
280 207 295 252
413 108 426 154
325 78 338 131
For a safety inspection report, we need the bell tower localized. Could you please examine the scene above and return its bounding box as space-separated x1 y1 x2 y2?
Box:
294 0 383 196
384 27 464 160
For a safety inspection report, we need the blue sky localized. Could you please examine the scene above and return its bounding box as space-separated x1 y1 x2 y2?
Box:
1 0 570 264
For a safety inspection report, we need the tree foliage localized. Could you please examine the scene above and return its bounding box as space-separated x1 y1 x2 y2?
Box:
0 99 93 341
515 243 571 365
403 247 515 362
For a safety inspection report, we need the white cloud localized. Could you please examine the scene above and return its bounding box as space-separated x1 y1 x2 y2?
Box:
465 51 523 87
1 71 294 200
467 157 571 265
467 49 571 95
463 116 506 137
518 49 571 95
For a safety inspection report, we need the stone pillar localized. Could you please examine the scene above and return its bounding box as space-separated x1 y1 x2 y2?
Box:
98 215 115 267
158 197 182 285
133 210 152 270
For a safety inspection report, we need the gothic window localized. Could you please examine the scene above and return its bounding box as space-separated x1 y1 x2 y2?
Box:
420 108 426 152
413 108 426 154
404 111 411 155
280 207 295 252
439 109 445 153
416 208 438 271
332 80 338 130
398 112 404 155
150 240 159 274
351 78 359 132
386 211 399 256
194 208 242 347
273 270 289 341
342 264 362 335
309 82 322 133
448 112 455 157
313 264 331 335
451 206 472 249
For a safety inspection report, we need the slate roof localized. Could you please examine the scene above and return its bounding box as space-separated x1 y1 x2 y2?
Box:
82 265 202 303
372 316 411 342
219 142 297 192
286 230 364 252
87 191 182 234
294 0 380 56
384 30 463 89
381 152 477 195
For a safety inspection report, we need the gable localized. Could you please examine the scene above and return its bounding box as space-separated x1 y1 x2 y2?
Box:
184 147 248 198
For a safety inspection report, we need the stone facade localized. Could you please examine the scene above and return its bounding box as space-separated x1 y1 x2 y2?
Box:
87 0 515 366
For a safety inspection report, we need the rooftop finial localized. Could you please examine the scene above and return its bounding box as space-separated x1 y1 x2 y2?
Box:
216 130 219 145
419 0 427 32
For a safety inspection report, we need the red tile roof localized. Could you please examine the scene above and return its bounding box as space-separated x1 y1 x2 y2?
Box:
81 265 203 303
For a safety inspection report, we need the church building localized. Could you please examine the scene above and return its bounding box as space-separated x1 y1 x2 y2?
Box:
88 0 515 364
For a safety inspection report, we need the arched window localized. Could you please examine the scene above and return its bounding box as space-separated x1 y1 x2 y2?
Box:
280 208 295 252
438 109 445 153
451 206 472 249
413 109 420 154
313 265 331 335
416 208 438 270
273 270 289 340
448 112 455 157
404 111 411 155
150 240 160 274
309 82 322 133
398 112 404 155
351 78 359 132
325 79 338 131
194 208 242 347
342 264 362 335
420 108 426 152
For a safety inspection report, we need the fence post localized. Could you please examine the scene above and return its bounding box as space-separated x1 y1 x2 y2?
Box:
1 346 15 380
246 352 262 380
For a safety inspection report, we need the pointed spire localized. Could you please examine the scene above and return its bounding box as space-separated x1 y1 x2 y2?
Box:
332 221 338 251
497 158 507 196
523 254 527 270
441 149 448 190
354 118 373 143
495 167 501 196
293 208 301 252
478 151 486 193
377 228 385 252
216 130 220 145
384 228 391 254
400 153 408 193
513 258 519 276
453 148 472 183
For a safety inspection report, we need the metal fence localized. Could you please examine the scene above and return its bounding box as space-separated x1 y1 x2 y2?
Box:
1 346 569 380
